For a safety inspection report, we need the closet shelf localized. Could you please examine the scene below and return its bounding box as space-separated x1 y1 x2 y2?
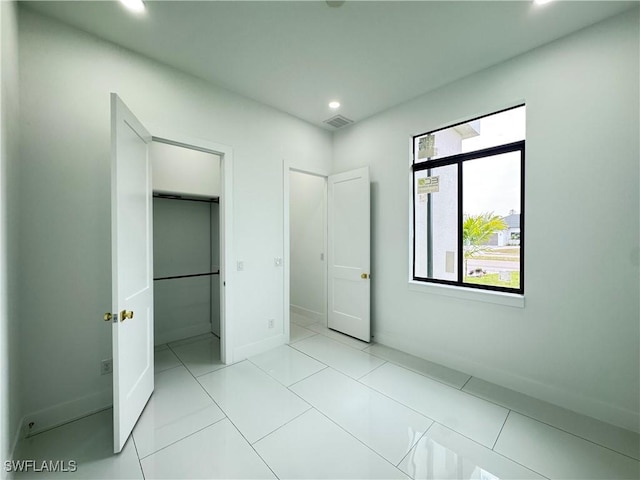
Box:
154 271 220 281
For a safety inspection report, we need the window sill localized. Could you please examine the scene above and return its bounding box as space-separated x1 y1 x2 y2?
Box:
408 280 525 308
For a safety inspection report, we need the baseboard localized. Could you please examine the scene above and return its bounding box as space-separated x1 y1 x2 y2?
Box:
290 304 325 324
155 322 212 346
375 331 640 433
233 334 287 362
20 388 112 438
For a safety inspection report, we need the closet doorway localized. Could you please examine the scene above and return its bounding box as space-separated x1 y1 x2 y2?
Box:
150 142 222 345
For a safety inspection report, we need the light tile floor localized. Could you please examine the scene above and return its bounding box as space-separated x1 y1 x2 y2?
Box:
14 318 640 479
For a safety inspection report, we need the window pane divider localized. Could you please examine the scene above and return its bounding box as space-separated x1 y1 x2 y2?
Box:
413 140 525 169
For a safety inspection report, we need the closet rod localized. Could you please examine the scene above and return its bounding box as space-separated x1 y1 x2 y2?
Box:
153 193 219 204
154 271 220 281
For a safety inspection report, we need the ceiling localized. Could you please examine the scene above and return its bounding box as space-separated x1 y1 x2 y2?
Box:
23 1 636 130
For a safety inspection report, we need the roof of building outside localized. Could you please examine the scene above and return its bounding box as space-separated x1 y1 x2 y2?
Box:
503 213 520 228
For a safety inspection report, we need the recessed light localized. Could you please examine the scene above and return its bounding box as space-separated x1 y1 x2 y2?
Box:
329 101 341 109
533 0 554 5
119 0 146 13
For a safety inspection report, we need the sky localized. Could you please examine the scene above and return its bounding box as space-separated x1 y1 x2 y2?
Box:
460 106 524 217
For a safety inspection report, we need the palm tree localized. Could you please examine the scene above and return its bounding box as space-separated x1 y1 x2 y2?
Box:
462 212 508 276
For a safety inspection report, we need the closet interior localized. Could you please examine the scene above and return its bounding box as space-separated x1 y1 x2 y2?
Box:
150 141 221 346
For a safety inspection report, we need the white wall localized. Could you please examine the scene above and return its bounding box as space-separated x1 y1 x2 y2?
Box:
150 141 221 198
290 171 326 322
333 10 640 431
17 7 331 434
0 0 21 470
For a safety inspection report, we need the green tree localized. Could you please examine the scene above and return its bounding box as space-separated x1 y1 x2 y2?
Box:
462 212 507 276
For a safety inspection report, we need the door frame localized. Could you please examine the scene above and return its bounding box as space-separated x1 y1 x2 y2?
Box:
283 162 329 342
150 127 234 363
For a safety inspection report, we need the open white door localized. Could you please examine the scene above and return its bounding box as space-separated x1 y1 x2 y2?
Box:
110 94 154 453
328 167 371 342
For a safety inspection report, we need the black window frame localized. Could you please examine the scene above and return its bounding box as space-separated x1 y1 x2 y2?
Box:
412 107 525 295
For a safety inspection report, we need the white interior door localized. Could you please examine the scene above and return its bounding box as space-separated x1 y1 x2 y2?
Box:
110 93 154 453
328 167 371 342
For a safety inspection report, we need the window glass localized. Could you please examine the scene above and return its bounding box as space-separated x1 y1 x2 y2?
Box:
414 106 526 164
414 164 458 281
412 105 525 294
462 152 521 290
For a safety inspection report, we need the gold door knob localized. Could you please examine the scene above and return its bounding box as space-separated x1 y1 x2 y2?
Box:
120 310 134 322
361 273 369 279
103 312 112 322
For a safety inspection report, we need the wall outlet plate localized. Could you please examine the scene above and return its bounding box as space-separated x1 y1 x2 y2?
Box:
101 358 113 375
268 319 274 328
21 420 35 438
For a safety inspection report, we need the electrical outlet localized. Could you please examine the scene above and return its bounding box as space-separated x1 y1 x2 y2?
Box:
101 358 113 375
21 420 35 438
268 319 274 329
237 261 244 271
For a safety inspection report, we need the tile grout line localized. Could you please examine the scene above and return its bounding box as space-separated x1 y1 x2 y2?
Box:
354 373 437 425
153 363 183 375
491 409 511 450
284 365 435 473
394 421 436 469
485 427 551 480
285 365 330 389
281 343 330 371
356 359 388 380
213 404 282 480
397 419 551 480
308 406 410 475
459 375 473 390
250 406 313 446
190 367 281 479
363 348 474 391
130 431 146 479
288 330 319 345
137 417 228 461
457 380 640 461
283 375 411 470
500 410 640 463
297 326 373 353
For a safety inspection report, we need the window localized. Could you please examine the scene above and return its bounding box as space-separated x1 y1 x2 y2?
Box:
412 105 525 294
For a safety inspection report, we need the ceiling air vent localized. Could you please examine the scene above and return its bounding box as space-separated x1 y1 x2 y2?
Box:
324 114 354 129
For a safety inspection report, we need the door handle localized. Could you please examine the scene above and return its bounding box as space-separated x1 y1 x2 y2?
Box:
361 273 370 279
120 310 134 322
104 312 113 322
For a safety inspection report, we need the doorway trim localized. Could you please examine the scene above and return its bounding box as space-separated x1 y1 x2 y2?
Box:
283 161 329 342
151 127 234 364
